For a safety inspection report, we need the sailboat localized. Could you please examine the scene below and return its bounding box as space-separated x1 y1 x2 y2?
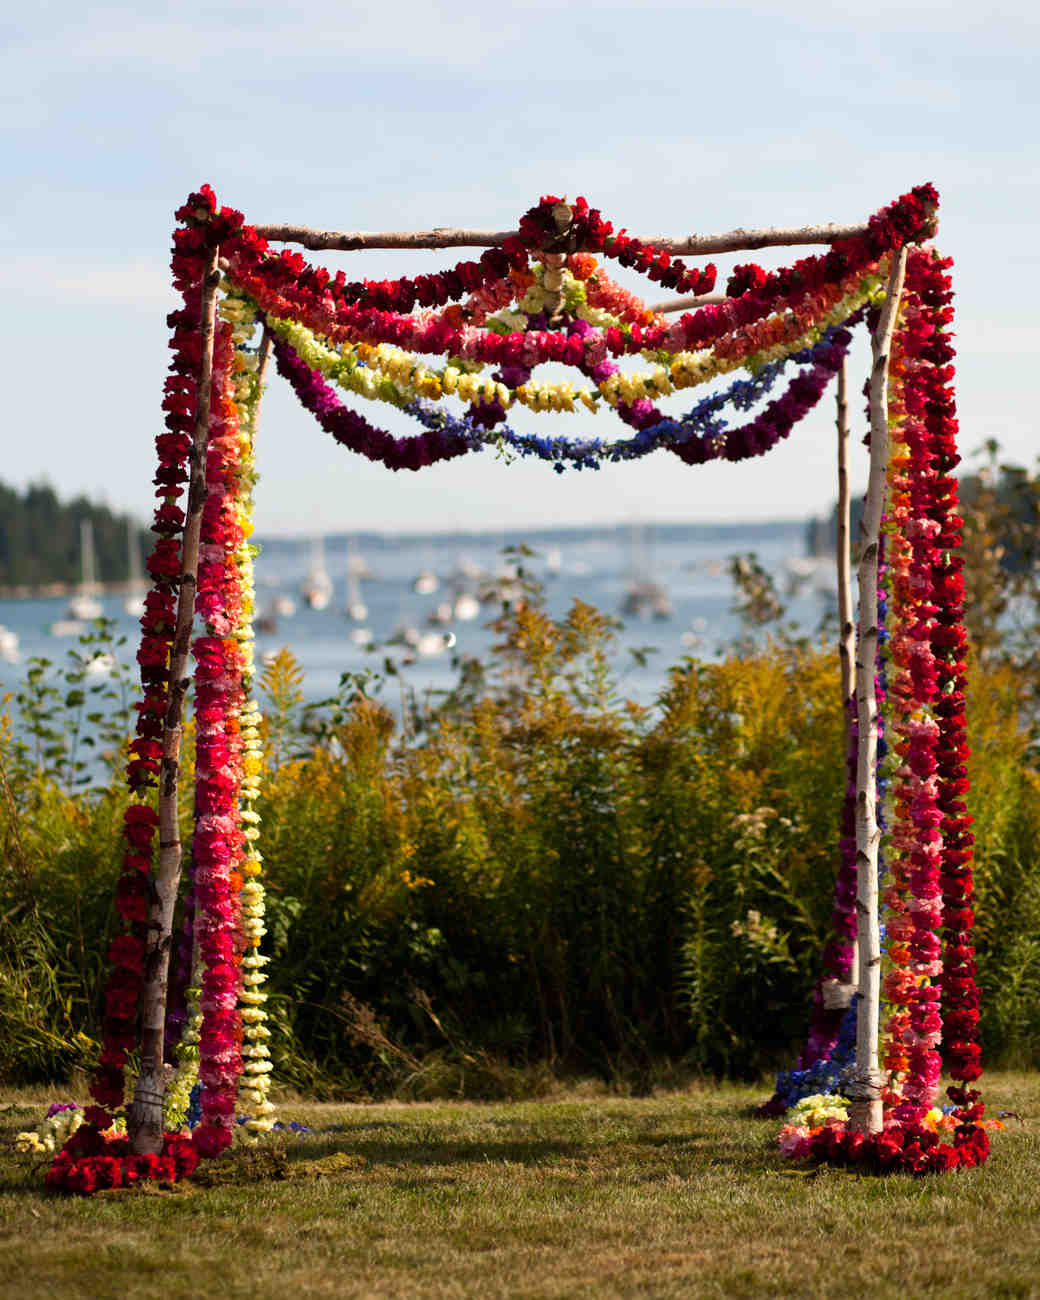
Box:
301 537 333 610
52 520 104 635
67 520 104 620
620 522 672 621
345 566 368 624
344 537 369 624
124 520 147 618
0 625 20 663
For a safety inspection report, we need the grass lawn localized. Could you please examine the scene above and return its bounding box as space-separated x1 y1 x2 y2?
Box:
2 1072 1038 1299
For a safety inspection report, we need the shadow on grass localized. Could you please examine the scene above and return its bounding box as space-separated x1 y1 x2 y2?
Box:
0 1104 777 1198
276 1124 766 1177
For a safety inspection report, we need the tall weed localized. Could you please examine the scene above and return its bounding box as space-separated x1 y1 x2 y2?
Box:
2 589 1039 1090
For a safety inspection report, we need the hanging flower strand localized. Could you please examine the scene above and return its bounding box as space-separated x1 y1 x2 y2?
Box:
219 285 276 1131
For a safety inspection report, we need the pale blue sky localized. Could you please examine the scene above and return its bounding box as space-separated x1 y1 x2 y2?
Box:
2 1 1037 534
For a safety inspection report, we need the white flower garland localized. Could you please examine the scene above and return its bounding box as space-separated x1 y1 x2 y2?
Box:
220 285 276 1132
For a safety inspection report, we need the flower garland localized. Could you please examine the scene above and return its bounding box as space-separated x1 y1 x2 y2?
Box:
18 1104 94 1156
214 191 717 337
779 246 991 1172
45 1124 199 1194
218 188 936 371
777 1093 999 1174
189 315 250 1160
219 286 276 1132
262 269 880 439
901 249 982 1093
163 962 202 1130
879 291 944 1119
271 317 857 477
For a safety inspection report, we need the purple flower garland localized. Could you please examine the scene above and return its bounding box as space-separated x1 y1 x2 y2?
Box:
272 325 856 474
270 335 473 472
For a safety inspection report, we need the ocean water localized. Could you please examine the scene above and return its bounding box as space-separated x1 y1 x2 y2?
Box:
0 521 838 721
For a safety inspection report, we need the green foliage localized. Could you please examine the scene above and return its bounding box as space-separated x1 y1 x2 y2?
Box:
0 619 190 1084
3 572 1040 1091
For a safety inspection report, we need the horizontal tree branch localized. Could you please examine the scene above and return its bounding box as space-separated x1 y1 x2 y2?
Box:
251 219 874 256
651 293 728 313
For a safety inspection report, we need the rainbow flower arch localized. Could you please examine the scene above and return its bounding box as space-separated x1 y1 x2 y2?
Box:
45 184 990 1192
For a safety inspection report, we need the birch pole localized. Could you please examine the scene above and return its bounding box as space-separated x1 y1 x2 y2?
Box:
253 327 272 429
834 354 860 992
836 356 855 709
648 292 728 313
847 248 907 1136
130 244 222 1154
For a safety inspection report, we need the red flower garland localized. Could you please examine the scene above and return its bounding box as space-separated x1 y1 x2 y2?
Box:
805 1113 989 1174
805 244 988 1171
216 186 937 371
902 249 981 1089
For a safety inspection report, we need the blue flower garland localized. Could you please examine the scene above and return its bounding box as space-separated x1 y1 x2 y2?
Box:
403 319 860 474
773 998 859 1108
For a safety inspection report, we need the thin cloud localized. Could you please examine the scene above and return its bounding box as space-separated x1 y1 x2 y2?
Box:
0 256 176 308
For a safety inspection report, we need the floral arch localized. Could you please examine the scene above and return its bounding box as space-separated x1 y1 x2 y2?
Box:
46 183 990 1191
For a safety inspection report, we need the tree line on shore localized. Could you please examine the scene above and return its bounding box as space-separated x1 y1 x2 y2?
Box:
0 479 149 589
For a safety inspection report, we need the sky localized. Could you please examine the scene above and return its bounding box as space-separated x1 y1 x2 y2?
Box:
2 0 1038 535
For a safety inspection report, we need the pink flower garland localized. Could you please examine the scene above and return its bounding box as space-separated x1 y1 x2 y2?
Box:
191 318 247 1159
884 310 945 1119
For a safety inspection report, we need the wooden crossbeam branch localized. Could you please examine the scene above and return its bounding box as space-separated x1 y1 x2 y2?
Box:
252 219 872 255
651 293 727 313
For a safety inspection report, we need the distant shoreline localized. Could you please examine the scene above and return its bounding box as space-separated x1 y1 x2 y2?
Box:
0 581 146 602
254 517 809 551
0 518 812 601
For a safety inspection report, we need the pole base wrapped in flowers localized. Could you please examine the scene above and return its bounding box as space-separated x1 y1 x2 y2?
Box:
778 1086 997 1175
45 1118 200 1195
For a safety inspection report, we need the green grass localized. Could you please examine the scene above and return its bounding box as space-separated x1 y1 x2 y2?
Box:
2 1074 1039 1300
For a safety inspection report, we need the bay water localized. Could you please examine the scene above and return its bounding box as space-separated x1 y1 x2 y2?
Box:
0 521 837 724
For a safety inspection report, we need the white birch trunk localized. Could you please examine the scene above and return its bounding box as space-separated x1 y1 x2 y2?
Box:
836 356 855 711
835 356 861 993
847 249 907 1136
